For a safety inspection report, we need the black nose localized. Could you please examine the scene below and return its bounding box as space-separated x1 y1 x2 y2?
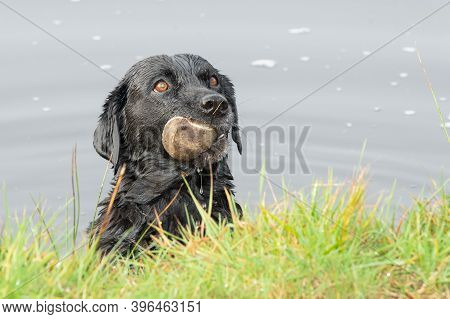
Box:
201 94 229 116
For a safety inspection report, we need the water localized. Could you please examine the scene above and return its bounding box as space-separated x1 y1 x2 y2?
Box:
287 27 311 35
1 0 449 228
250 59 277 68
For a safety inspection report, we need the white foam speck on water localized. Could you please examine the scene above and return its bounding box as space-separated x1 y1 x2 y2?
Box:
32 97 40 102
52 19 62 26
399 72 408 78
373 106 381 112
362 50 371 56
42 107 51 112
402 46 416 53
390 81 398 87
288 27 311 34
100 64 112 70
92 35 102 41
404 110 416 116
336 87 342 92
300 56 310 62
250 59 276 68
282 67 288 72
439 96 447 102
346 122 353 128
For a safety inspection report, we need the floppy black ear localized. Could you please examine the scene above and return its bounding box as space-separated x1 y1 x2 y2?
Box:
93 80 128 173
232 124 242 154
221 74 242 154
230 99 242 155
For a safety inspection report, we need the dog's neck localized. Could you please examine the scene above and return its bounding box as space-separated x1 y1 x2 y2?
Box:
114 156 232 207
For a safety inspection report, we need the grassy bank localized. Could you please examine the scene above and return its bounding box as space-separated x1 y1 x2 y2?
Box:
1 175 448 298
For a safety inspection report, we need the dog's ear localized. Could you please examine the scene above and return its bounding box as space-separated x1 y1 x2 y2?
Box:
229 99 242 155
232 123 242 154
223 78 242 155
93 80 128 172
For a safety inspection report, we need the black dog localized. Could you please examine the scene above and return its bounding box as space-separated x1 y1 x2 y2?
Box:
89 54 242 254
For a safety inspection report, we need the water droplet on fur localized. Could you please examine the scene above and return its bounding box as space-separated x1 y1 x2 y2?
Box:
300 56 310 62
373 106 381 112
390 81 398 87
288 27 311 34
250 59 276 68
100 64 112 70
32 96 40 102
399 72 408 78
198 169 204 195
404 110 416 116
336 87 342 92
92 35 102 41
52 19 62 26
42 107 51 112
362 50 371 56
346 122 353 128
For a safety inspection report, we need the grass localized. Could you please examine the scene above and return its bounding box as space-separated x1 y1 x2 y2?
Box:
416 48 450 143
0 173 449 299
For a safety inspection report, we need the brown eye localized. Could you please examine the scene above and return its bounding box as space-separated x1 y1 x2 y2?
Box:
209 76 218 87
153 80 169 93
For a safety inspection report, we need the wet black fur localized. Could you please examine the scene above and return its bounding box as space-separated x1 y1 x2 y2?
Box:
89 54 242 254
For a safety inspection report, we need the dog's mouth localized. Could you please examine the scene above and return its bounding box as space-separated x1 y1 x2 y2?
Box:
162 116 229 164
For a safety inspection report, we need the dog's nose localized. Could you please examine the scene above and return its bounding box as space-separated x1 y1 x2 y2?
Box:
201 94 229 116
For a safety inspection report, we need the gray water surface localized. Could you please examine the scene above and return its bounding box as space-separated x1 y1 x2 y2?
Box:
1 0 449 226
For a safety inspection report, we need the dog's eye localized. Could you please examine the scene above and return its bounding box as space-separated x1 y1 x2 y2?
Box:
153 80 169 93
209 76 218 87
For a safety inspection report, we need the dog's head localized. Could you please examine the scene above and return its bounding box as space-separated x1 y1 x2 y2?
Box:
93 54 241 173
